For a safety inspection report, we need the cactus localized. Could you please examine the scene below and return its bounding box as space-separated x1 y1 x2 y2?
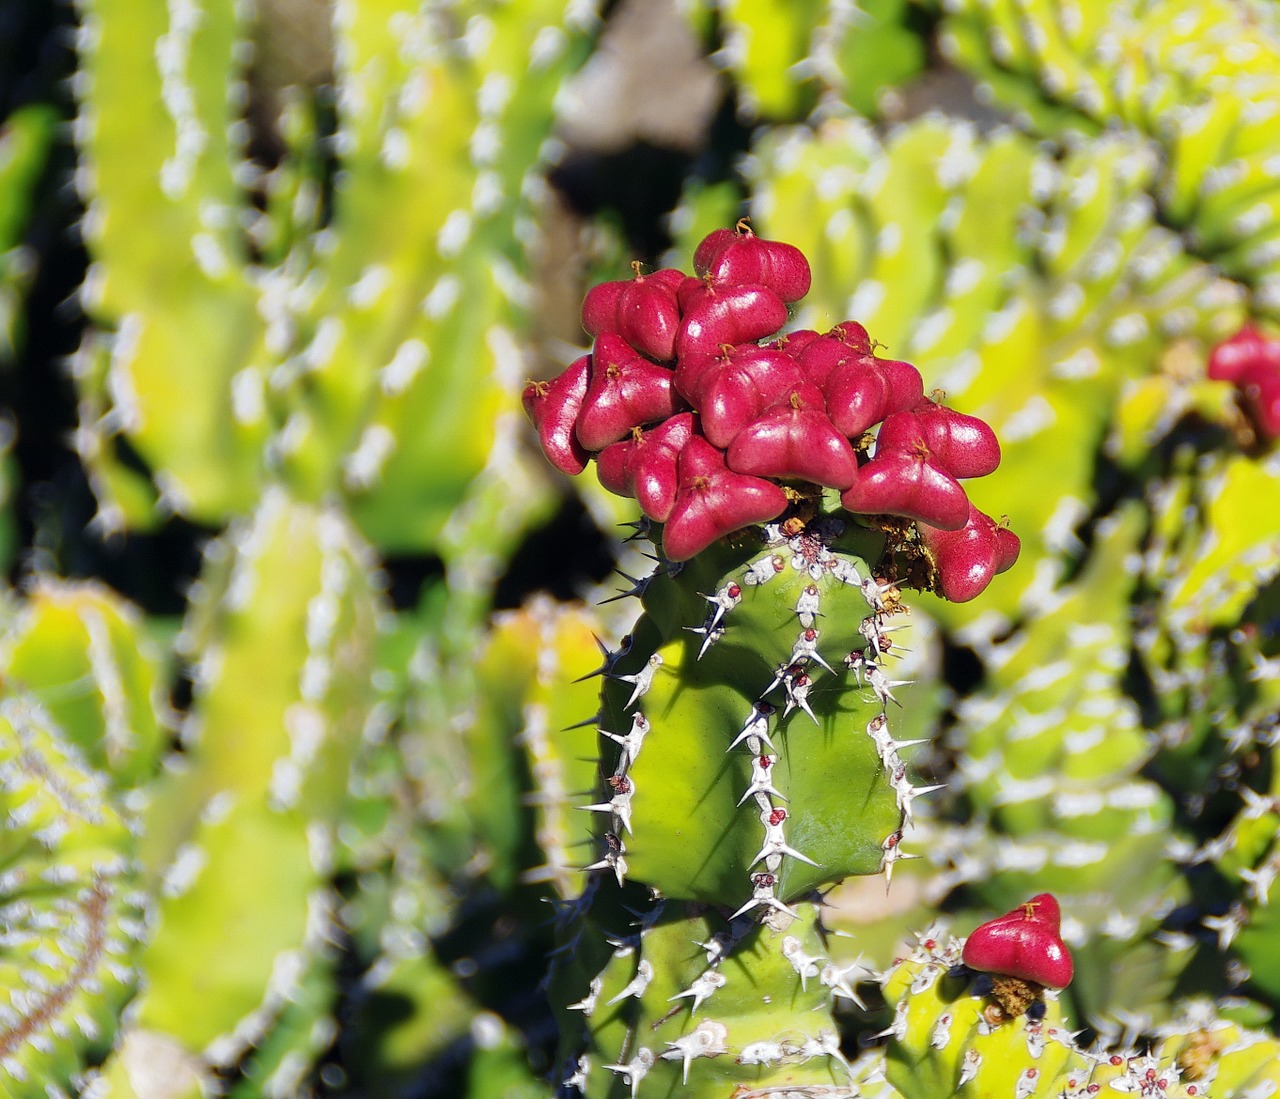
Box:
936 0 1280 316
878 910 1280 1099
0 663 147 1095
70 0 595 552
9 0 1280 1093
526 222 1018 1095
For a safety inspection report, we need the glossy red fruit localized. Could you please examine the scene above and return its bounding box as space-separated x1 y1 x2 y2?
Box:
726 387 858 489
962 894 1073 990
1207 323 1280 383
581 267 684 362
876 404 1001 479
1208 324 1280 441
663 436 789 561
522 356 591 474
675 283 790 361
697 348 806 448
595 413 696 522
695 228 812 302
575 333 685 451
823 356 925 438
917 503 1020 602
1241 366 1280 440
840 452 970 530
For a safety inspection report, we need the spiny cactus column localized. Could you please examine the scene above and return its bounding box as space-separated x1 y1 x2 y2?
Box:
526 223 1018 1096
71 0 595 554
96 489 386 1089
0 678 149 1094
938 0 1280 317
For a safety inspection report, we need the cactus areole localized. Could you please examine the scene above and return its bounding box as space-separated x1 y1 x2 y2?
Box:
962 893 1075 990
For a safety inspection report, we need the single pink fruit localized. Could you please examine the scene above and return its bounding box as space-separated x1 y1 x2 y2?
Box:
662 436 789 561
675 283 790 361
575 333 685 451
918 503 1020 602
726 387 858 489
697 348 806 448
1207 323 1280 383
595 413 696 522
522 356 592 475
876 404 1001 479
840 452 971 530
692 228 737 277
962 894 1073 990
581 267 684 362
696 230 812 302
824 356 925 438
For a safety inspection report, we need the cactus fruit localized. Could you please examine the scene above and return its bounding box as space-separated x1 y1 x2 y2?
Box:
529 225 1018 1095
878 911 1280 1099
1208 324 1280 442
960 894 1074 996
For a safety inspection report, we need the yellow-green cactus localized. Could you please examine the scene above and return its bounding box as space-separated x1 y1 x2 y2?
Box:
71 0 596 552
0 688 146 1095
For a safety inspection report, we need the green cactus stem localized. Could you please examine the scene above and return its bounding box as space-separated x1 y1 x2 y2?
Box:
0 690 145 1095
71 0 596 554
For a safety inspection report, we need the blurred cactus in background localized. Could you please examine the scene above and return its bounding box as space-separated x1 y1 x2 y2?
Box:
0 0 1279 1095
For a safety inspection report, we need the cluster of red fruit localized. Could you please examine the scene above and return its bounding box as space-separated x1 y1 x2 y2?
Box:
524 224 1019 601
1207 323 1280 442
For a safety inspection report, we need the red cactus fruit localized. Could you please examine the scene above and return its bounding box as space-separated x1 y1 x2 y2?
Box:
875 404 1001 479
962 893 1074 990
581 266 684 362
675 283 790 361
918 504 1021 603
1207 323 1280 441
1207 323 1280 383
823 355 925 439
522 356 592 475
840 452 971 530
596 413 696 522
725 387 858 489
693 225 812 303
697 348 806 448
663 436 789 561
575 333 686 451
525 226 1017 599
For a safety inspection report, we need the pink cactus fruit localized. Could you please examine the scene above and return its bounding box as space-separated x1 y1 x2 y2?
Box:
693 220 812 303
1208 323 1280 441
595 413 696 522
574 333 686 451
696 347 806 448
581 264 684 362
917 503 1021 602
962 893 1074 990
674 283 790 361
840 451 971 530
522 355 592 475
725 384 859 489
662 436 789 561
